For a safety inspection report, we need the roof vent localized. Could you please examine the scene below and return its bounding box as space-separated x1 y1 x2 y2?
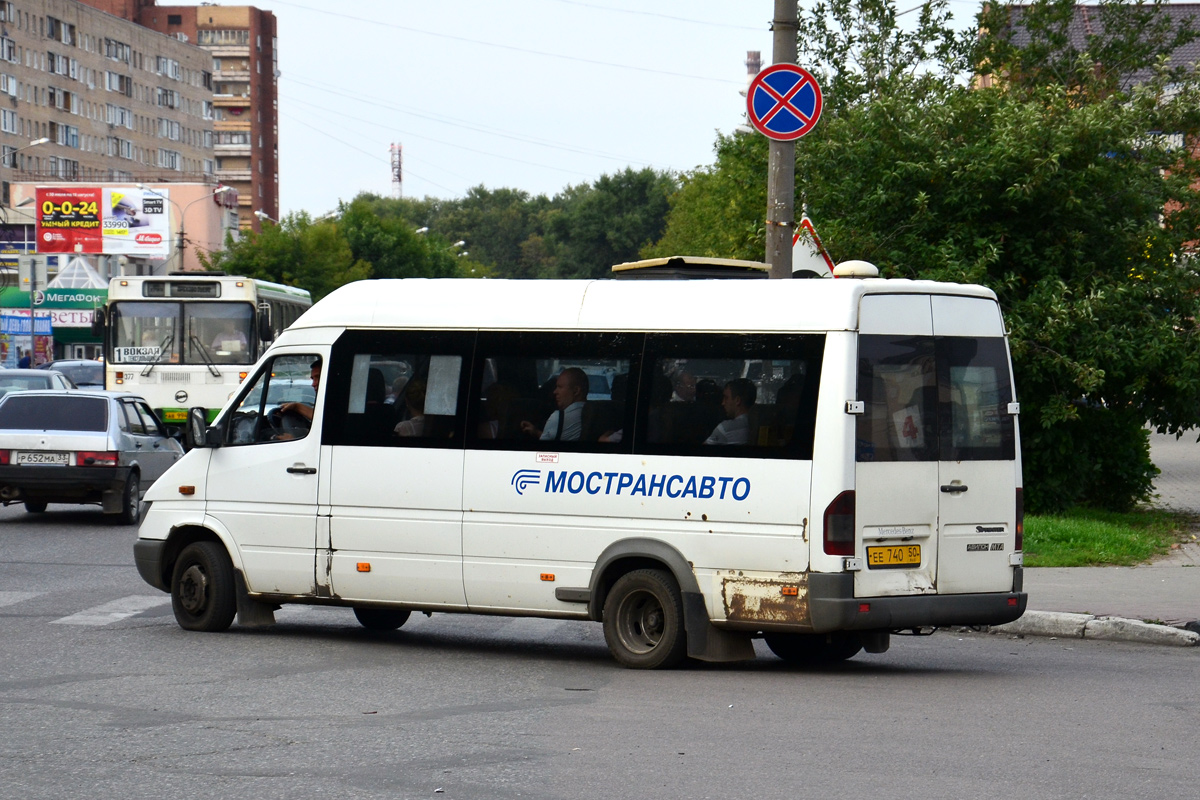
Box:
832 260 880 279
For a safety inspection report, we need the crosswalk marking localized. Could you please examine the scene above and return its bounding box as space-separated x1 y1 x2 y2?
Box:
0 591 42 608
51 595 169 626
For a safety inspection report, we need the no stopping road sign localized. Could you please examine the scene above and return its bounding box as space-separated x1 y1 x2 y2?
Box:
746 64 823 141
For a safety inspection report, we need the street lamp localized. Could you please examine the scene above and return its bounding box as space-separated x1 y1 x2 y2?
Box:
414 226 429 235
2 136 50 172
254 209 277 224
137 184 232 272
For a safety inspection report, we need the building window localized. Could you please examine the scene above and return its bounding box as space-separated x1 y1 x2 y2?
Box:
168 14 182 25
0 37 16 63
157 118 181 141
104 39 131 64
158 148 181 170
155 87 180 109
0 108 16 134
105 72 133 96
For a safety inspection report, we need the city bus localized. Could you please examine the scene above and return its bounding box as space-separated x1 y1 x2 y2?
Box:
94 273 311 427
133 267 1026 669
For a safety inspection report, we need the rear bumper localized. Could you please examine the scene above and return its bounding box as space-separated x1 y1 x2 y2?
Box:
806 571 1027 633
0 464 131 503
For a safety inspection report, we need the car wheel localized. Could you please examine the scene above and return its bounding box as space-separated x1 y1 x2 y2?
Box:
24 501 48 513
602 568 687 670
353 607 411 631
763 632 863 664
171 541 236 632
115 472 141 526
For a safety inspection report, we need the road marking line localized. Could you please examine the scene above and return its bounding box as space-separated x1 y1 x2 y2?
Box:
0 591 42 608
51 595 169 626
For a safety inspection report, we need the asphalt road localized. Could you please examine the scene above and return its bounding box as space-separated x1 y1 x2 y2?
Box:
2 503 1196 800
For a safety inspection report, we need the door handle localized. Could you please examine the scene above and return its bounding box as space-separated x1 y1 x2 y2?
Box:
940 484 968 493
286 465 316 475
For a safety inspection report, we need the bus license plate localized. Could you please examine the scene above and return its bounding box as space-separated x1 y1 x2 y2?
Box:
866 544 921 569
16 451 69 465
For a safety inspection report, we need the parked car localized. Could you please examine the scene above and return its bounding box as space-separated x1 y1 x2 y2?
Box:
38 359 105 389
0 369 77 401
0 390 184 523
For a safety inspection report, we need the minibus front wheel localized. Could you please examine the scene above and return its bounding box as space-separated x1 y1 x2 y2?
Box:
171 541 237 632
602 568 687 670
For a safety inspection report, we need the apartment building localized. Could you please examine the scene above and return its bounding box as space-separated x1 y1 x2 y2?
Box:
0 0 215 190
82 0 277 230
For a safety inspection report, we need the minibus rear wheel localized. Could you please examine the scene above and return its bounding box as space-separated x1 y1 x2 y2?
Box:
602 568 687 670
763 632 863 664
171 541 237 632
353 607 411 631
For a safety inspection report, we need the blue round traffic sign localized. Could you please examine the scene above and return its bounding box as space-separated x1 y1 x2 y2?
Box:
746 64 823 141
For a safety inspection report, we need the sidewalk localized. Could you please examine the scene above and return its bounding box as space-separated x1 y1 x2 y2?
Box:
1007 432 1200 645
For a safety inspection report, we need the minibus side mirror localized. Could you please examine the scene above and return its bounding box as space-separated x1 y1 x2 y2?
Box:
185 407 219 449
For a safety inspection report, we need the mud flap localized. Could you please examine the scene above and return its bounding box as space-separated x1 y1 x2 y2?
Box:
683 591 755 662
100 488 122 514
234 572 278 628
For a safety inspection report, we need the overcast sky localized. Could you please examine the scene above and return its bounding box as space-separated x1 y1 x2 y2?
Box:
252 0 979 217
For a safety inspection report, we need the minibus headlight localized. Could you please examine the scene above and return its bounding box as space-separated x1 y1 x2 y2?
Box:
823 490 856 556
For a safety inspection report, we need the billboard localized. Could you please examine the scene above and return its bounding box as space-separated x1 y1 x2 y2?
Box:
36 186 171 257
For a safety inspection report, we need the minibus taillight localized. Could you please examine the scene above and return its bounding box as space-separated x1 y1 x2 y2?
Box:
1015 488 1024 551
78 451 118 466
823 490 856 556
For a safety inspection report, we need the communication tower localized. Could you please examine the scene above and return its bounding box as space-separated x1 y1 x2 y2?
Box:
390 143 403 198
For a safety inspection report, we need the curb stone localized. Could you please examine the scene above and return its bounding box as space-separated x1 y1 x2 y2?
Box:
992 610 1200 647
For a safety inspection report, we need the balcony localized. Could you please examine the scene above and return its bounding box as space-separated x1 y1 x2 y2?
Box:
215 143 251 157
214 69 251 81
216 168 252 182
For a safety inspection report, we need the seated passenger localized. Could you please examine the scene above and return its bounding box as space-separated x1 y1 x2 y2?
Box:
520 367 587 442
394 378 427 437
705 378 757 445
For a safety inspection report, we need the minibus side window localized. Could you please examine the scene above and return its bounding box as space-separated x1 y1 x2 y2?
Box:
225 353 320 445
323 330 474 448
467 332 640 453
637 333 824 460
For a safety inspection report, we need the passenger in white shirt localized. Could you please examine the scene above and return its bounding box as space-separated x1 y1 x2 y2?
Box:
705 378 757 445
521 367 588 441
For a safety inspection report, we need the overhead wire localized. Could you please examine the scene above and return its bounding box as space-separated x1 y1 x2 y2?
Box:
281 74 655 166
263 0 743 85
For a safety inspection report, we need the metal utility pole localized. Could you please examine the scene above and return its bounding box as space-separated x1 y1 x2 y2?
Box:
766 0 798 279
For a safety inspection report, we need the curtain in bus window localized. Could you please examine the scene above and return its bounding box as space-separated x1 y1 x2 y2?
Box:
856 335 938 462
324 330 475 448
641 333 824 460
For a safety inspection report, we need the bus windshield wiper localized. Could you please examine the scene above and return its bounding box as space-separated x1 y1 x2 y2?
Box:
140 333 176 377
188 334 222 377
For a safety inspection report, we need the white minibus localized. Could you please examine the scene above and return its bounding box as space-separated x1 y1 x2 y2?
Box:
133 269 1027 668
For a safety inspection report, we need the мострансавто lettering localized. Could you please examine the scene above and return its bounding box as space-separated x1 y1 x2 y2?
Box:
544 470 750 500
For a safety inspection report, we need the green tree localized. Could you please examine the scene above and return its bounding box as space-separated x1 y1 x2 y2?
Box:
547 167 678 278
650 0 1200 512
339 197 459 280
199 213 371 302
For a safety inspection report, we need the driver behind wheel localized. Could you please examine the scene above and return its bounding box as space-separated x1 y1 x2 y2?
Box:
274 358 321 440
